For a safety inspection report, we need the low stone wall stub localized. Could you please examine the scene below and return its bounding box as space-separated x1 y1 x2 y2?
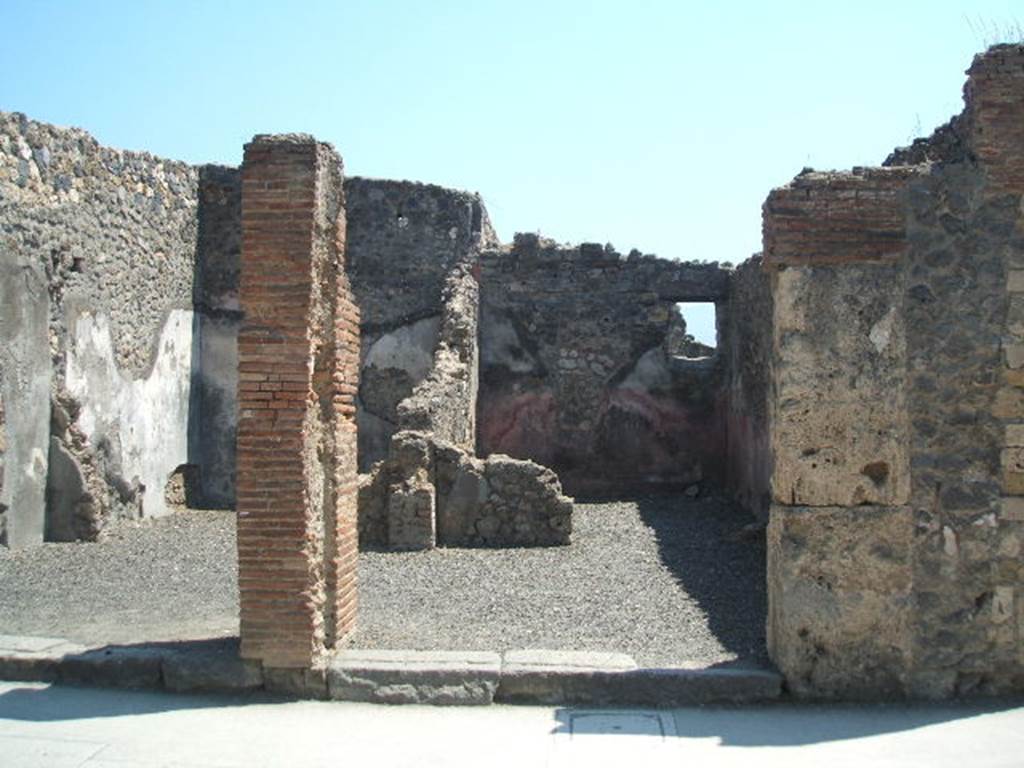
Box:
358 430 572 550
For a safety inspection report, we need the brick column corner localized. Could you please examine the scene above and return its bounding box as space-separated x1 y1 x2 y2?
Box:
236 134 359 669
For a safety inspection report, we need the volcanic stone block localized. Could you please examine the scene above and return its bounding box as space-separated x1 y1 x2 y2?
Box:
770 265 910 507
327 650 501 705
767 504 913 699
162 642 264 693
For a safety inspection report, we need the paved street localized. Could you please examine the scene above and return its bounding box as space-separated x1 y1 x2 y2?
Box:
1 681 1023 767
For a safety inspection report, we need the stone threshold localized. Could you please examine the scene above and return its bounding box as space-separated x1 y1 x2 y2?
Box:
0 634 782 707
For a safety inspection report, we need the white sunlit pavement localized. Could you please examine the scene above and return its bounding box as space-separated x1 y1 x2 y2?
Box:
1 681 1023 768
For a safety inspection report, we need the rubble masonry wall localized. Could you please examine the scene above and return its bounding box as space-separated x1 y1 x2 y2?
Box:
0 111 202 546
478 233 731 495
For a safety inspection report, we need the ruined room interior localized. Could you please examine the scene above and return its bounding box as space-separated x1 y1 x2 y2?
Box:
1 44 1023 701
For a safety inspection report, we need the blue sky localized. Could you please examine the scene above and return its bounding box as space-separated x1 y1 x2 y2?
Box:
1 1 1021 344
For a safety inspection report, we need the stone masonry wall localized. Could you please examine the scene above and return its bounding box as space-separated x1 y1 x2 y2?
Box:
345 178 496 469
975 43 1024 699
397 259 479 449
765 45 1024 699
0 111 201 546
355 207 577 550
901 44 1024 698
236 135 359 669
478 233 731 495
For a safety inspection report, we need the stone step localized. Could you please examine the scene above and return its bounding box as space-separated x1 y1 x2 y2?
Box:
327 649 502 705
0 636 784 706
496 650 783 706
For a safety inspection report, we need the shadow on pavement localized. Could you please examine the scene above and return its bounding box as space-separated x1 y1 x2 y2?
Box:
633 492 768 663
0 682 279 722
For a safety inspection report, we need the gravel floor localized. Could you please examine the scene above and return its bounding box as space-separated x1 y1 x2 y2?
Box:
0 510 239 645
357 494 768 667
0 494 767 667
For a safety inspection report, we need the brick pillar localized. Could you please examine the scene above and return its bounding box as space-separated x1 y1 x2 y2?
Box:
236 134 359 669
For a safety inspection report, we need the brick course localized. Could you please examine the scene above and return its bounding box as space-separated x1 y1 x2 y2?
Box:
763 167 918 267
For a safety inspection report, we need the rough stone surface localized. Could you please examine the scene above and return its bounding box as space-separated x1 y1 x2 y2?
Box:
327 649 501 705
496 665 782 706
397 262 480 450
767 505 913 699
902 45 1024 699
502 649 639 672
59 645 165 689
262 666 328 700
763 46 1024 699
497 649 639 704
0 635 87 682
770 263 910 507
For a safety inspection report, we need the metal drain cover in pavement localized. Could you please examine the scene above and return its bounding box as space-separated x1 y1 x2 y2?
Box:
566 711 675 740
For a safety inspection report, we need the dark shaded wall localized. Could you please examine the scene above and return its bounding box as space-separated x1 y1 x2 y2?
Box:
723 255 773 521
192 165 241 508
478 233 731 495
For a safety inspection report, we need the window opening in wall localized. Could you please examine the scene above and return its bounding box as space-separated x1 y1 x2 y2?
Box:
667 302 717 359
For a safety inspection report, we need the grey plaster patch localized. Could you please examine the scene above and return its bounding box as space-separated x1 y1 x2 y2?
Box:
0 256 52 548
191 313 238 508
